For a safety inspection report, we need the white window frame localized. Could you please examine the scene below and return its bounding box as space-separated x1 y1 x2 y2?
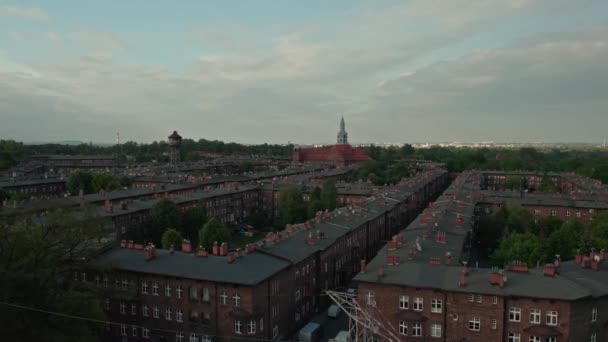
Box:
176 285 182 299
190 333 199 342
590 333 596 342
120 324 127 336
468 294 474 302
399 295 409 309
142 305 149 317
121 279 128 290
176 332 184 342
165 284 171 297
430 323 441 337
120 302 126 314
413 297 423 311
546 310 558 326
431 299 442 313
176 309 183 322
248 320 256 334
399 321 407 335
366 291 376 307
131 303 137 315
509 307 521 322
530 308 541 324
152 283 159 296
132 326 138 337
468 317 480 331
529 336 540 342
220 292 228 305
233 293 241 307
492 296 498 304
508 332 520 342
165 308 172 321
143 328 150 339
235 320 242 334
142 281 148 294
491 319 497 330
153 305 159 318
476 295 482 303
592 307 597 322
412 323 422 337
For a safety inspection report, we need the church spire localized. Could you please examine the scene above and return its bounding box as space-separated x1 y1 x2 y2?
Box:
337 116 348 144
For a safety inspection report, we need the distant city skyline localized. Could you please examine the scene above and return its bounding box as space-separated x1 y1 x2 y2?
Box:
1 1 608 144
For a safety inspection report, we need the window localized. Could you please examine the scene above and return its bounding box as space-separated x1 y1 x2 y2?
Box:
234 320 242 334
120 325 127 336
260 318 264 332
546 338 556 342
295 290 301 301
366 291 375 307
95 275 100 285
152 283 159 296
530 309 541 324
413 297 423 311
176 332 184 342
166 308 172 321
143 328 150 339
399 295 409 309
508 333 520 342
142 305 149 317
468 317 480 331
468 294 474 302
190 287 198 301
103 276 109 287
431 299 442 313
592 307 597 322
273 325 279 339
177 286 183 299
546 311 558 326
509 307 521 322
190 334 199 342
203 288 210 302
576 212 582 218
550 210 557 217
142 281 148 294
131 303 137 315
132 326 138 337
492 296 498 304
220 292 228 305
591 333 597 342
202 336 211 342
248 320 256 334
104 298 110 310
491 319 497 330
165 285 172 297
430 324 441 338
120 302 126 314
529 337 540 342
412 323 422 337
122 279 129 290
233 293 241 307
176 309 183 322
476 295 482 303
566 210 571 217
399 321 407 335
153 306 159 318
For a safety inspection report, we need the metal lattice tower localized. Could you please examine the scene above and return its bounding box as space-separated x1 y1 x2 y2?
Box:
325 290 402 342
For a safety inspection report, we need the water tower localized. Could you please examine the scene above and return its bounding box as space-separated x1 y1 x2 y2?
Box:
167 130 182 164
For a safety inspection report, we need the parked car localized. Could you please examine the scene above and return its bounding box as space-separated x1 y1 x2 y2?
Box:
298 322 322 342
333 331 351 342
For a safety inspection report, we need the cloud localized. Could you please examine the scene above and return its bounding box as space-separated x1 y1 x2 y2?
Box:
69 29 128 53
0 5 48 21
9 31 62 44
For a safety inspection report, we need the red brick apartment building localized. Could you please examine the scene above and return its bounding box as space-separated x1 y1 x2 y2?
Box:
88 168 449 342
355 172 608 342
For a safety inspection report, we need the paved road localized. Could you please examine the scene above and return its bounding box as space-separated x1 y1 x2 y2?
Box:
320 311 349 342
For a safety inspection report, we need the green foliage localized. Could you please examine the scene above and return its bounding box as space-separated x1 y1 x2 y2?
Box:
502 176 523 191
308 186 324 217
0 206 108 342
181 207 207 244
91 173 121 192
239 161 255 172
118 176 133 188
149 198 181 244
66 170 94 194
492 232 545 267
161 228 183 249
546 220 586 261
246 212 273 231
198 218 230 249
476 203 536 258
539 174 559 192
278 186 307 227
321 180 338 211
534 216 563 238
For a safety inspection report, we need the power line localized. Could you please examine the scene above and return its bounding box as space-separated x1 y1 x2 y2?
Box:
0 300 291 342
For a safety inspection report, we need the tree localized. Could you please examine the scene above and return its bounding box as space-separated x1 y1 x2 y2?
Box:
321 180 338 211
534 216 563 238
278 186 307 227
0 206 108 342
492 232 545 267
149 198 181 244
198 218 230 249
239 161 254 173
502 176 522 191
118 176 133 188
308 186 324 218
546 220 585 261
539 174 559 192
161 228 183 249
91 173 121 193
66 170 94 194
181 207 207 244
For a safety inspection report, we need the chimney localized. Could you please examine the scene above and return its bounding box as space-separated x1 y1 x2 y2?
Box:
212 241 219 256
120 239 127 248
227 253 235 264
459 265 468 287
387 255 395 266
169 244 175 254
182 239 192 253
134 243 144 250
543 264 557 277
307 231 316 245
489 270 505 288
445 252 452 265
360 259 366 273
509 261 529 273
197 246 208 257
377 266 385 280
430 257 441 265
144 244 156 262
575 249 582 264
235 248 241 258
581 256 591 269
387 240 397 250
127 240 134 249
220 242 228 256
120 201 128 210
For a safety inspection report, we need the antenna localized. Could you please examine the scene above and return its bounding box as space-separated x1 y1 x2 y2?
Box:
116 132 120 145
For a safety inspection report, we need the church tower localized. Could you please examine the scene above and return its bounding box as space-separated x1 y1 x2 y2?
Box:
337 116 348 144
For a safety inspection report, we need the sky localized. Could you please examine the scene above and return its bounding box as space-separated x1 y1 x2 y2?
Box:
0 0 607 145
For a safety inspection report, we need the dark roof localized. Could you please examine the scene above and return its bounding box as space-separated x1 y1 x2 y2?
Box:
0 178 65 188
95 247 289 286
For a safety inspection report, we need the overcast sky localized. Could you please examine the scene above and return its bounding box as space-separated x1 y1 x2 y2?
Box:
1 0 607 145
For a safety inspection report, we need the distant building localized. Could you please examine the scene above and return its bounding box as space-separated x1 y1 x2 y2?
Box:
168 131 183 164
292 117 369 167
